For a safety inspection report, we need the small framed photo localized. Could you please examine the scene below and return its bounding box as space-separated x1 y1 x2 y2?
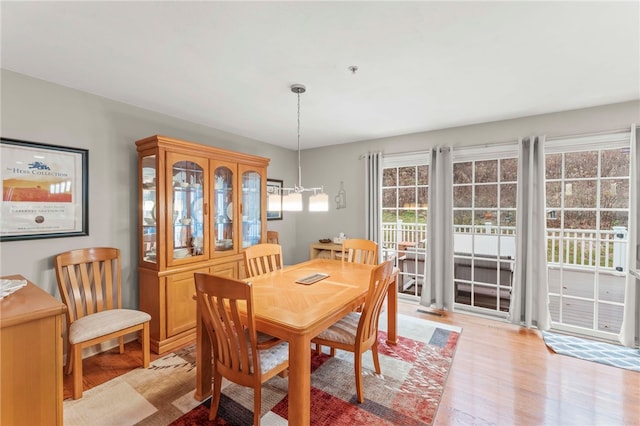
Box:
266 178 283 221
1 137 89 241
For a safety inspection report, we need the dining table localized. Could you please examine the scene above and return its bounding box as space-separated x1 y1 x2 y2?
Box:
194 257 398 426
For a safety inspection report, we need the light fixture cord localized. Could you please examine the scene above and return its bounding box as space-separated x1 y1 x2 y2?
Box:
297 90 302 189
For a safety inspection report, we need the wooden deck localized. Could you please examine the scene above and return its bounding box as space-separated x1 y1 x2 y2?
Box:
548 267 626 334
397 260 627 336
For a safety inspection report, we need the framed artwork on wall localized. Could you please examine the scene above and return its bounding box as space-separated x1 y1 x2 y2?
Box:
0 137 89 241
266 178 283 221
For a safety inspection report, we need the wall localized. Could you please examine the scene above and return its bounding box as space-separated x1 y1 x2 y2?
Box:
3 69 638 294
294 100 639 264
0 70 298 306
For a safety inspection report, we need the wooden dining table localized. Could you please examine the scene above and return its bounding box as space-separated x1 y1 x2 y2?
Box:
194 258 398 426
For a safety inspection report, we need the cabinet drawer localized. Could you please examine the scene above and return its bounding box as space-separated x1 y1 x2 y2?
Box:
211 261 238 279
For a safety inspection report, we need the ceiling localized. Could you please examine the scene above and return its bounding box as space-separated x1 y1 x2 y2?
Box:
2 1 638 150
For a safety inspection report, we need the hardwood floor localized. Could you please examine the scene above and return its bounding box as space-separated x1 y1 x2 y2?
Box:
64 300 639 425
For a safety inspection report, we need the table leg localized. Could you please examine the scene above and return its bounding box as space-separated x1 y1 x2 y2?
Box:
194 299 212 401
386 270 399 345
287 334 311 425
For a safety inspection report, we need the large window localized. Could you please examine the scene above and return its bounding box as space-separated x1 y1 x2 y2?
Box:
378 131 632 339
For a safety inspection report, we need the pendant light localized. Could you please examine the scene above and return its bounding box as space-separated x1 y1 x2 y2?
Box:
281 84 329 212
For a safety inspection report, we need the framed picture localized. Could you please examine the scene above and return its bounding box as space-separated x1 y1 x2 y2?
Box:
266 178 283 221
1 137 89 241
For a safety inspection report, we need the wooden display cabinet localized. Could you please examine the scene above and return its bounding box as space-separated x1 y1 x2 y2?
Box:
136 135 269 354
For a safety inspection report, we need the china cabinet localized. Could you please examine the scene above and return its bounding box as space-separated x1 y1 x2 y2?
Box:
136 135 269 354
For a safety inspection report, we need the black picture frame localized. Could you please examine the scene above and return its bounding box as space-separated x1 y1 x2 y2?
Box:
1 137 89 241
266 178 283 221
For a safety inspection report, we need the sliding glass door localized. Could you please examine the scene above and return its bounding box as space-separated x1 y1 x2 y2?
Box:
381 155 430 300
452 147 518 316
545 136 630 341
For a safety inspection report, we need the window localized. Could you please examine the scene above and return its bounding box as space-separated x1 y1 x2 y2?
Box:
381 153 429 299
452 144 518 314
546 133 630 339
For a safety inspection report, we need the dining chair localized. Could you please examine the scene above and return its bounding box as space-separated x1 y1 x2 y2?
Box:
311 259 394 403
54 247 151 399
342 238 378 265
194 273 289 424
266 230 280 244
244 243 284 278
340 238 379 315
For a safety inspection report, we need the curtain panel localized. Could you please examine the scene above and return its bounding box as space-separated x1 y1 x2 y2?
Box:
364 152 382 255
618 125 639 347
421 146 454 310
508 136 551 330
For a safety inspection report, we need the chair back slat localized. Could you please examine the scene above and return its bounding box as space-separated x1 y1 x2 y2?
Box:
55 247 122 323
357 260 394 347
195 273 259 384
342 239 378 265
244 243 284 278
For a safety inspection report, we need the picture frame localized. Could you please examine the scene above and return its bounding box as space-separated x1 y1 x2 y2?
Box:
1 137 89 241
266 178 283 221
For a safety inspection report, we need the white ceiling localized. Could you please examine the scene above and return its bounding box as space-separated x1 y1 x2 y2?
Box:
2 1 638 150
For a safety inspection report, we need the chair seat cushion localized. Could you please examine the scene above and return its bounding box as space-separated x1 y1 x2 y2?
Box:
69 309 151 344
257 340 289 373
315 312 361 345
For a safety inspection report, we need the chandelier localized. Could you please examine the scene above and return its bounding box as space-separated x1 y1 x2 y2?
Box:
276 84 328 212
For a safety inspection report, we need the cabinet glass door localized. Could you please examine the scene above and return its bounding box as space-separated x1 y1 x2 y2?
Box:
241 170 262 248
213 166 234 252
141 155 157 263
171 159 205 261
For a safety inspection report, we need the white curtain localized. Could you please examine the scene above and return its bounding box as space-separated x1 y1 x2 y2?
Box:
508 136 551 330
364 152 382 248
421 146 454 310
618 125 639 347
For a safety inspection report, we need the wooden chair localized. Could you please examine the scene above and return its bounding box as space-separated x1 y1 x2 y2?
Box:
244 243 284 278
311 259 394 403
54 247 151 399
342 238 378 265
194 273 289 424
266 230 280 244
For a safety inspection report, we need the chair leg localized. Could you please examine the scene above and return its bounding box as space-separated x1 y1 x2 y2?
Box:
118 336 125 354
354 352 364 403
254 383 262 425
72 344 84 399
141 323 150 368
209 368 222 421
371 342 381 374
65 341 73 375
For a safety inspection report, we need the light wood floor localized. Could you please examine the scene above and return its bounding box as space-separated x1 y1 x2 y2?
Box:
64 300 639 425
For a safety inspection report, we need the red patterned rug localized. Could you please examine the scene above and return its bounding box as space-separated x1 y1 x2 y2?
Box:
170 319 460 426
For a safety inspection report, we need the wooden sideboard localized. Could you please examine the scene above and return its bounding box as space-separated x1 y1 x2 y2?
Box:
309 242 344 260
0 276 66 426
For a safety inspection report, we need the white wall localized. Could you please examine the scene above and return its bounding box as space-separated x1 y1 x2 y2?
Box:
0 70 298 307
294 100 639 264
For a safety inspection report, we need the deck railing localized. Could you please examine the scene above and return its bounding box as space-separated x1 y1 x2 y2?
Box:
382 221 628 270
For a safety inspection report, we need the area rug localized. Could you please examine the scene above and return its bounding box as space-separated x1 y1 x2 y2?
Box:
542 331 640 372
63 314 461 426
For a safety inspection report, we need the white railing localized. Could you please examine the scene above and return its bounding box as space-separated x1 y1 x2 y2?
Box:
382 222 627 270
